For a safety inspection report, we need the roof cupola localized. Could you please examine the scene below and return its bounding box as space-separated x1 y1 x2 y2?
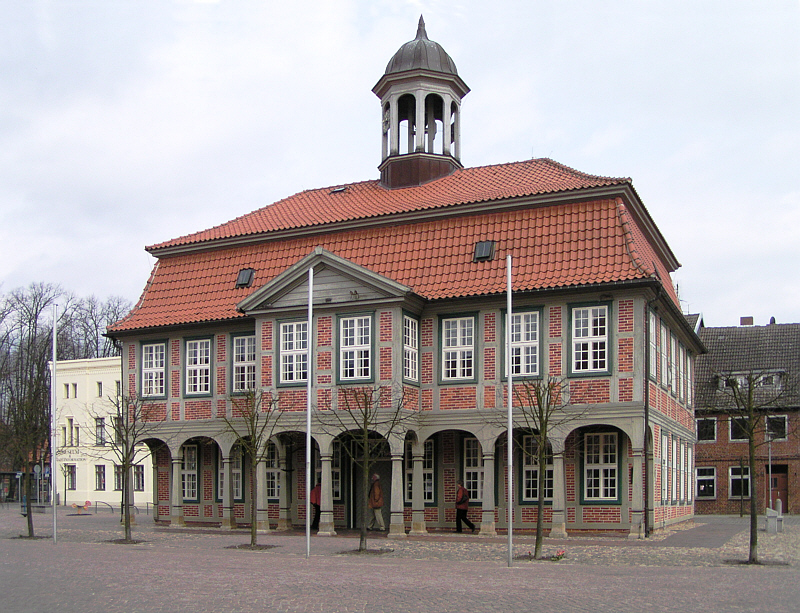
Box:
373 16 470 189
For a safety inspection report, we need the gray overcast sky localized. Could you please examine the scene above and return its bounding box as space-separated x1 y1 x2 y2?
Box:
2 0 799 327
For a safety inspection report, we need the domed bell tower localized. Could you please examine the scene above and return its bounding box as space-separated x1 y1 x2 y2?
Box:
373 17 470 189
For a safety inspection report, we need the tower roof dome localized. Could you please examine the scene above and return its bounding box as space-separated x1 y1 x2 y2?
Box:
384 16 459 76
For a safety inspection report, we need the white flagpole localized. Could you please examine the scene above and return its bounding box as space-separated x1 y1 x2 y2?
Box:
51 303 58 544
306 266 314 558
506 255 513 567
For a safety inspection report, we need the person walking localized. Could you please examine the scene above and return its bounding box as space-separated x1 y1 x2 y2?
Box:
310 480 321 530
367 473 385 531
455 479 476 533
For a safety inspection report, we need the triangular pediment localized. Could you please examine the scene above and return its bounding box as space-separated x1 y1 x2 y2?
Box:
237 247 415 314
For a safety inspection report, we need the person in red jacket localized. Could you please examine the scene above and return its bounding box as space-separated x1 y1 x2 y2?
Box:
367 473 385 531
455 479 476 533
310 480 321 530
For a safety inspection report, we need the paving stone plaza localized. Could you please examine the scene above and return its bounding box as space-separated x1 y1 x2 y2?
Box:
1 506 798 612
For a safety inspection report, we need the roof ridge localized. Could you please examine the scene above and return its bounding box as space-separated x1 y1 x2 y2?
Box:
533 157 630 183
615 199 653 278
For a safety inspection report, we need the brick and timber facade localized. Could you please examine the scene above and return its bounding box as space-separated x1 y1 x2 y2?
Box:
694 320 800 515
108 18 702 537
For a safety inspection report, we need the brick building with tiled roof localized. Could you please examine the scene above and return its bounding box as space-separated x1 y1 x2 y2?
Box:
694 319 800 514
109 17 702 536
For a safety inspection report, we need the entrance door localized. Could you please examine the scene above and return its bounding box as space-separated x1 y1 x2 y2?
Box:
766 465 788 511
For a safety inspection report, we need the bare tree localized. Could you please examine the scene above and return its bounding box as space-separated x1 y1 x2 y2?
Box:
315 384 417 552
90 386 168 542
0 283 61 536
218 390 285 547
714 369 794 564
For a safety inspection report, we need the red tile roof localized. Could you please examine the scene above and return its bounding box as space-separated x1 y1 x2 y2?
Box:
148 158 630 251
111 163 679 332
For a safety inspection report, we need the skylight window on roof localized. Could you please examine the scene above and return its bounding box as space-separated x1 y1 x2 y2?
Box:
235 268 255 288
473 240 496 262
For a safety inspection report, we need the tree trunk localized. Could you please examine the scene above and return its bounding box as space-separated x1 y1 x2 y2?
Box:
748 434 758 564
534 444 546 559
359 454 371 552
24 469 34 538
250 457 258 547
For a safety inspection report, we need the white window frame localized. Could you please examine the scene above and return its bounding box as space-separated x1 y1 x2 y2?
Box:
231 446 243 501
729 465 750 499
66 464 77 490
134 464 145 491
661 434 668 502
185 339 211 395
696 417 717 442
463 438 484 502
671 438 677 502
648 311 658 380
114 465 124 491
687 447 693 503
404 439 434 503
182 445 198 501
660 323 669 387
571 306 608 373
280 321 308 384
695 466 716 499
232 334 256 392
95 417 106 446
442 316 474 381
509 311 540 377
766 415 788 441
339 315 372 381
95 465 106 491
522 435 553 501
729 416 749 441
584 432 617 501
265 441 280 500
142 342 166 397
403 315 419 382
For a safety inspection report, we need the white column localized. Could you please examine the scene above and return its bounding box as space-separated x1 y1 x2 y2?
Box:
443 95 452 156
170 457 185 527
549 451 568 538
388 452 407 538
414 90 425 152
389 94 399 156
481 452 498 536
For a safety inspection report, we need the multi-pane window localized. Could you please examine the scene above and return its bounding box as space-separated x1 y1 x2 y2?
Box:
443 317 474 380
660 323 669 387
66 465 77 490
696 418 716 442
463 438 484 501
231 447 243 500
340 316 371 380
331 440 342 501
405 439 434 503
182 445 198 500
648 311 658 380
510 312 540 377
729 466 750 498
403 316 419 382
280 322 308 383
696 467 716 498
572 306 608 373
97 381 103 397
95 465 106 491
95 418 106 446
730 417 749 441
584 432 617 500
669 334 678 395
686 446 693 503
114 465 124 491
522 435 553 501
678 442 685 501
232 335 256 392
142 342 166 397
186 339 211 395
767 415 788 441
265 441 280 499
671 438 677 502
661 434 669 503
134 464 145 491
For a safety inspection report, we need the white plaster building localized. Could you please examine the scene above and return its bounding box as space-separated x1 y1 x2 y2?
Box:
55 357 154 510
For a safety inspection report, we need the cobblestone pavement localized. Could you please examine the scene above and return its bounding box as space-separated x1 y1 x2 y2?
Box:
1 506 798 612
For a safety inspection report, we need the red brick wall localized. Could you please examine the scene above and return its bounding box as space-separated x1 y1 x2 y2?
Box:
439 387 477 410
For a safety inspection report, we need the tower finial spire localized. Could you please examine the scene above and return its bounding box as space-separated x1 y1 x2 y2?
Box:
416 15 428 40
